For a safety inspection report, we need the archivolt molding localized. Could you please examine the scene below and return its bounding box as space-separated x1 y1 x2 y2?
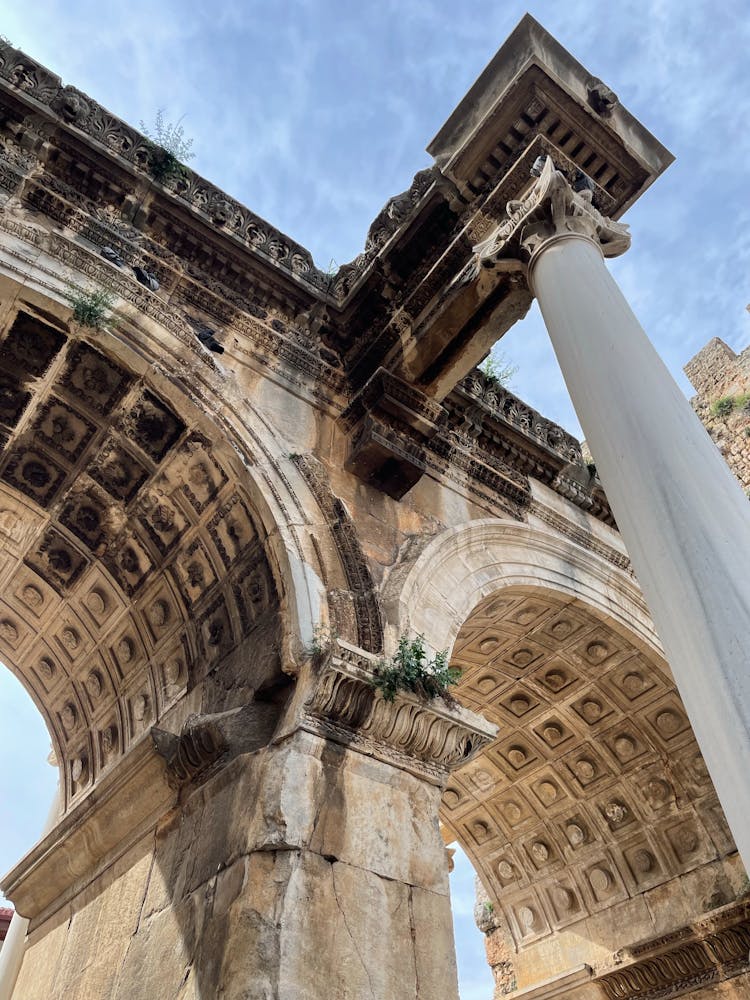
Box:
290 454 383 653
395 517 661 662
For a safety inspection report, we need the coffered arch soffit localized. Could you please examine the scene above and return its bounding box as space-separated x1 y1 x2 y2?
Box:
0 286 332 810
396 520 735 948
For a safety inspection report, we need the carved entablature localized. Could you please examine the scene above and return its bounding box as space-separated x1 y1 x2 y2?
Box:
0 19 671 402
458 370 581 463
596 901 750 999
0 39 328 294
338 364 611 522
301 641 497 785
0 18 669 524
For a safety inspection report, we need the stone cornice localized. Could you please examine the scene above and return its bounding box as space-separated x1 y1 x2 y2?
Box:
300 641 497 786
595 900 750 1000
0 32 664 519
0 734 175 924
0 39 330 297
455 369 581 464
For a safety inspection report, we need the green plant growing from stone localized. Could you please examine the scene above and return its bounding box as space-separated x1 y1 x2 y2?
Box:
371 634 460 703
308 623 337 657
480 349 518 389
711 395 736 418
67 285 116 330
140 109 195 184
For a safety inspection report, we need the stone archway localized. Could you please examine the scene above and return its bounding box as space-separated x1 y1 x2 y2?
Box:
397 519 750 999
0 292 303 999
0 299 287 813
0 286 492 1000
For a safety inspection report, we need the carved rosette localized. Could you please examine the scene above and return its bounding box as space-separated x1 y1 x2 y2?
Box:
302 641 497 785
469 155 631 282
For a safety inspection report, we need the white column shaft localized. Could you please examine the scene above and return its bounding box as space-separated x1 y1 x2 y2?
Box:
0 784 61 1000
531 233 750 868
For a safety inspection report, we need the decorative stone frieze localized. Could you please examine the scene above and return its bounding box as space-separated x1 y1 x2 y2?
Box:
0 39 328 293
301 641 497 785
596 901 750 999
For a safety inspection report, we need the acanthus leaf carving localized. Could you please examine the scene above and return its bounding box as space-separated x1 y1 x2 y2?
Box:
466 155 631 284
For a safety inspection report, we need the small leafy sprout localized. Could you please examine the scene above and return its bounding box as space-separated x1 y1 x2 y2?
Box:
309 623 336 657
483 901 495 914
480 349 518 389
711 396 735 418
140 109 195 184
372 634 460 704
67 286 116 330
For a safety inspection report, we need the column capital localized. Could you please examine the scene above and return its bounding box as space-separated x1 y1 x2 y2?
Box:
298 640 497 785
470 156 631 281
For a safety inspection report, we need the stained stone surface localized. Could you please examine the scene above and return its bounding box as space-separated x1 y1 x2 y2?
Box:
13 732 458 1000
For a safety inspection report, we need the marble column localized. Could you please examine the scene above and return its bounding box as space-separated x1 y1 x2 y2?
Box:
475 156 750 869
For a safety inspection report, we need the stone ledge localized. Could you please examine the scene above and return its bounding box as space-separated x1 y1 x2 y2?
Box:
509 964 595 998
0 733 175 924
300 640 498 785
595 899 750 1000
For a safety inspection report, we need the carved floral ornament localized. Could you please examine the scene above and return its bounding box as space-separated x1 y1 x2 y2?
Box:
302 642 496 783
467 155 631 285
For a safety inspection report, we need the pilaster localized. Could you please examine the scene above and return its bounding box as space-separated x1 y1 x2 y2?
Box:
5 642 496 1000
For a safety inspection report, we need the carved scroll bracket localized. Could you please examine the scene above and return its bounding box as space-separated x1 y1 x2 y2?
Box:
299 640 497 786
152 702 281 787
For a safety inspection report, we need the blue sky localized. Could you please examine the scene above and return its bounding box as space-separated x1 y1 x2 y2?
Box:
0 2 748 996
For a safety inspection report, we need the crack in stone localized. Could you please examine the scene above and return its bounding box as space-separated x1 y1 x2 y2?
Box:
408 885 420 998
331 863 377 999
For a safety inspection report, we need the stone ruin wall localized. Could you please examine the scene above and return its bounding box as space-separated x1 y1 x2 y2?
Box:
685 337 750 493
